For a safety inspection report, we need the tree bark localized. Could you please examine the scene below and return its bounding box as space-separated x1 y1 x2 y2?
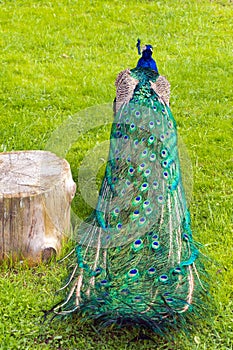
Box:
0 150 76 264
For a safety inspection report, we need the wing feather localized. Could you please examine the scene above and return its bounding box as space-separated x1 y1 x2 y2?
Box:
115 69 138 113
150 76 170 106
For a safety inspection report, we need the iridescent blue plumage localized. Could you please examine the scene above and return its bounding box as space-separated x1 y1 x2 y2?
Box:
137 45 158 73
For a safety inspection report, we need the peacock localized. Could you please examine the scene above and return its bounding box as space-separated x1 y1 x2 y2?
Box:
48 40 208 336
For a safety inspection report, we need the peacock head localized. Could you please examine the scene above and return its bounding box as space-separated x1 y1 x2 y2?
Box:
136 40 158 72
141 45 153 59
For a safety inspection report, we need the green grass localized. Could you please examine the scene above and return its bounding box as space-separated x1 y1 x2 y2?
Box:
0 0 232 349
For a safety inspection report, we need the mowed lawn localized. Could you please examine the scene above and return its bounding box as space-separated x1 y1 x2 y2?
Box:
0 0 232 349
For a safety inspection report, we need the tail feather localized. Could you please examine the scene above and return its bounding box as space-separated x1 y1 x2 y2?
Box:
51 67 208 336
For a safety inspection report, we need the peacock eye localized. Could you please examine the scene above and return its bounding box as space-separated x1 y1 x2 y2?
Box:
149 136 154 143
128 166 135 175
139 217 146 225
151 241 160 249
94 267 102 276
132 238 144 252
134 239 142 245
173 267 182 274
96 298 105 303
163 171 169 179
134 295 143 302
148 267 156 274
144 169 151 177
146 207 152 214
150 153 156 161
139 163 145 169
159 274 168 282
160 134 165 141
153 180 159 188
121 288 130 295
135 111 140 117
153 106 157 111
100 279 108 285
133 210 140 217
128 268 139 278
156 119 161 125
141 182 148 189
116 223 122 230
149 121 154 128
168 121 173 129
161 149 168 158
165 298 174 303
157 195 164 204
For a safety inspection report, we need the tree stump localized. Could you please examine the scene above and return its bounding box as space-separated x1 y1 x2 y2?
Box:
0 150 76 264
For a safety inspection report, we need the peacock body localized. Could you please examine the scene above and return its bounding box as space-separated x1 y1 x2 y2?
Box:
51 44 207 335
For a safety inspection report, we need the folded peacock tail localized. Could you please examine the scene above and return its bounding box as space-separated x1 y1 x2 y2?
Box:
50 47 208 336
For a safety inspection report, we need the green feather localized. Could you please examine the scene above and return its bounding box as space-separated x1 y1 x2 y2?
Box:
50 67 208 337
